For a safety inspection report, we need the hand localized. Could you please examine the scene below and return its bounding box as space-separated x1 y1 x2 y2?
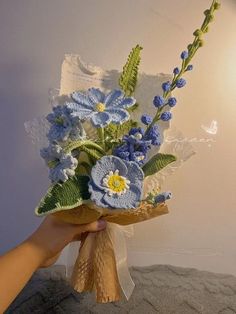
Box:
0 216 106 312
27 215 107 267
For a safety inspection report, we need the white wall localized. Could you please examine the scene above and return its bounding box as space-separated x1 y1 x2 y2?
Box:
0 0 235 275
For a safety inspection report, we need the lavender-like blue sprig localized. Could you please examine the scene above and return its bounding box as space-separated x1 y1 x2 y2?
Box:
144 0 220 136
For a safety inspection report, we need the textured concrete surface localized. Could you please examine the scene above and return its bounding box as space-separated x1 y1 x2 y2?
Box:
6 265 236 313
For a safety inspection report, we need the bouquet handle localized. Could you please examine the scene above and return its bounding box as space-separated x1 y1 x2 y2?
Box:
71 224 123 303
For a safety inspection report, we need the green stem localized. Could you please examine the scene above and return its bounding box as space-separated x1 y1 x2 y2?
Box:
97 127 105 149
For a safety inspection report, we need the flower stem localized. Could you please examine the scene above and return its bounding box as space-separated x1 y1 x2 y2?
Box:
97 127 105 149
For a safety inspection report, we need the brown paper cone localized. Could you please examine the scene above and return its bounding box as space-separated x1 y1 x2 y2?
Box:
71 232 96 292
54 201 169 303
54 201 168 225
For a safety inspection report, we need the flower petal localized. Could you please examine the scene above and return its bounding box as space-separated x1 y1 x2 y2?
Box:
119 97 136 109
105 108 130 125
69 125 86 140
66 102 93 120
65 168 76 177
49 167 68 183
88 88 105 104
104 89 124 107
71 91 94 109
125 161 144 187
91 112 111 127
103 184 142 209
40 144 63 161
61 154 78 169
91 155 128 189
47 124 71 142
88 182 108 208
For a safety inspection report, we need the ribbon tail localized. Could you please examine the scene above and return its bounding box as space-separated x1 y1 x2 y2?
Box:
106 222 135 300
65 241 80 278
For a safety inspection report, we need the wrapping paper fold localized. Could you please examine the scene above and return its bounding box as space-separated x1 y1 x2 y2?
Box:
54 201 168 303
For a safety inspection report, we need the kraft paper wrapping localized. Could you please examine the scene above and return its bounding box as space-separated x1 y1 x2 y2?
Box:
54 201 168 303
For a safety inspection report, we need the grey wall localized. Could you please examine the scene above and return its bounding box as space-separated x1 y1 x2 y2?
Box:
1 0 236 275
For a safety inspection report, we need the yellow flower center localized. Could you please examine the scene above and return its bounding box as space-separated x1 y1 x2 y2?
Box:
95 102 106 112
107 174 126 193
102 170 130 196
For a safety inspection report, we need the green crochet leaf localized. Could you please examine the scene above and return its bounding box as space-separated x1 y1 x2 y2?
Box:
81 146 104 160
119 44 143 96
142 153 177 177
65 140 105 157
35 175 90 216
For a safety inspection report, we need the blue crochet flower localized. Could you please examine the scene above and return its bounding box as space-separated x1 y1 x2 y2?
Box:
125 128 152 153
89 156 144 209
176 78 187 88
154 192 172 204
47 105 86 143
114 126 161 165
145 125 162 146
162 81 171 92
141 114 153 125
173 67 180 75
129 127 145 137
146 191 172 204
181 51 189 60
186 64 193 71
168 97 177 107
153 95 165 108
114 127 150 165
65 88 136 128
160 111 172 121
40 144 78 183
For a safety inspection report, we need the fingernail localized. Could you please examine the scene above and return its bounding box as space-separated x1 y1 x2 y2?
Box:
97 220 106 230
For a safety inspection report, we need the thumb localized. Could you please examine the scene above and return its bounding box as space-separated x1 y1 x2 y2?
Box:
76 219 107 234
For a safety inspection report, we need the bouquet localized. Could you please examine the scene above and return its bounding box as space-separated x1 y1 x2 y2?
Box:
25 0 220 303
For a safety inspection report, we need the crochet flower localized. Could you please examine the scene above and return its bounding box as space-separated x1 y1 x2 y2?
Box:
180 51 189 60
141 114 153 125
114 126 162 166
40 144 78 183
162 81 171 92
168 97 177 107
146 191 172 204
47 105 86 143
155 192 172 204
114 128 150 166
65 88 136 128
160 111 172 121
176 78 187 88
89 156 144 209
145 125 162 145
173 67 180 75
153 95 165 108
186 64 193 71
